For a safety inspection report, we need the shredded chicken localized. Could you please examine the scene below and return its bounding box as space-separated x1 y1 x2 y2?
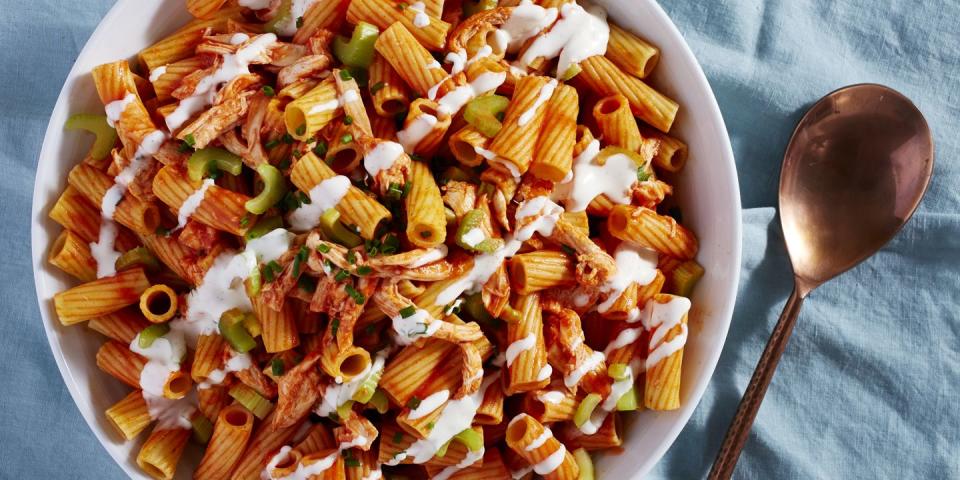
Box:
372 281 484 344
544 307 610 397
273 350 323 429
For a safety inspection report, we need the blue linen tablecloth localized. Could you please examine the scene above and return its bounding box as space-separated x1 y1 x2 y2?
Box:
1 0 957 478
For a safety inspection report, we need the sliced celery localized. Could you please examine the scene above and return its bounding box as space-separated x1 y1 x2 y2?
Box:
245 216 283 241
616 386 639 411
464 95 509 138
333 22 380 68
219 309 257 353
64 114 117 160
367 389 389 414
573 448 595 480
455 209 502 253
453 428 483 452
351 364 385 404
228 383 274 419
607 363 630 381
245 164 286 214
187 147 243 182
668 260 705 297
574 393 602 427
190 414 213 444
115 247 161 273
463 292 493 324
138 323 170 349
264 0 293 33
463 0 498 17
320 208 363 248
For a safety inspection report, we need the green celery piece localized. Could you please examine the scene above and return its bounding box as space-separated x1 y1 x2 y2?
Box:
464 95 509 137
574 393 602 427
462 0 498 16
187 147 243 182
219 309 257 353
573 448 595 480
462 292 493 324
351 362 385 404
264 0 293 33
138 323 170 349
453 428 483 452
320 208 363 248
190 414 214 444
455 209 502 253
616 386 639 411
367 389 389 413
64 114 118 160
245 164 287 214
244 216 283 241
333 22 380 68
115 247 161 273
228 383 274 419
607 363 629 381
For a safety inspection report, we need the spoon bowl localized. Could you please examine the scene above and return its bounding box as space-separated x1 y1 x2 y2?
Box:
781 84 934 293
710 83 933 479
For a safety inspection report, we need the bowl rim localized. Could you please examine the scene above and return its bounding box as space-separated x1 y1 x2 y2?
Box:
30 1 741 478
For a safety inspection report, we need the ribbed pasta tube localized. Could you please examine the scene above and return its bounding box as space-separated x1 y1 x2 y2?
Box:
578 56 678 133
55 267 150 325
195 405 255 480
136 426 191 480
349 0 451 51
606 23 660 79
505 414 578 480
489 75 556 176
405 160 447 248
593 93 642 152
48 230 98 282
508 251 576 295
373 22 449 96
105 390 152 440
369 53 411 117
607 205 698 260
530 83 578 182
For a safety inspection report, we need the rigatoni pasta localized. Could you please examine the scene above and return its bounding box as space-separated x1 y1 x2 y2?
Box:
49 1 706 478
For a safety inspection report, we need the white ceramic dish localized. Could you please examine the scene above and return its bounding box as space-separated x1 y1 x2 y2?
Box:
31 1 741 478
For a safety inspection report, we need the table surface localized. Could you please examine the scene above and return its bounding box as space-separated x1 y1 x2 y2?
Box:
1 1 957 478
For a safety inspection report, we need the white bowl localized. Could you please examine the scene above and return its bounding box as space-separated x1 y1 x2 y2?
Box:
31 1 741 478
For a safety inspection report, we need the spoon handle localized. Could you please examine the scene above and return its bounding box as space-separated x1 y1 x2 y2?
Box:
708 284 806 480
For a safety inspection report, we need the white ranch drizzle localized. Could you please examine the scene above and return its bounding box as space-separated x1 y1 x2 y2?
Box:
165 33 277 132
272 0 319 37
434 197 563 306
148 65 168 83
461 227 486 248
385 373 499 465
104 93 135 127
90 129 167 278
129 327 195 429
397 113 438 153
536 363 553 382
408 389 450 420
179 228 294 341
363 140 405 177
533 443 567 475
175 178 215 230
526 428 553 451
286 175 351 232
563 350 604 388
432 448 485 480
239 0 271 8
498 0 558 54
596 243 659 313
261 447 338 480
391 308 442 345
230 33 251 45
554 140 642 212
603 327 642 356
538 390 564 405
517 78 557 127
315 351 388 417
408 1 431 28
406 245 448 268
436 71 507 116
505 333 536 367
516 2 609 78
197 350 252 389
642 296 692 370
361 471 383 480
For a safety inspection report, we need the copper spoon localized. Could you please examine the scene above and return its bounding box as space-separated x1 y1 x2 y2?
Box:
709 84 934 479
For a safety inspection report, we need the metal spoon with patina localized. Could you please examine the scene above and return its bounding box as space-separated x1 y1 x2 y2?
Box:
709 84 934 479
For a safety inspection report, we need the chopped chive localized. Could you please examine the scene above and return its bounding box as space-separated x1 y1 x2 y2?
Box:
317 243 331 253
406 396 421 409
292 246 309 277
637 167 650 182
393 432 404 443
263 260 282 283
178 141 193 153
271 358 285 376
340 133 353 144
427 421 435 430
262 85 275 97
561 244 576 256
239 215 251 228
296 16 304 28
343 115 354 125
381 234 399 255
399 305 416 318
345 457 360 468
282 133 294 144
345 284 365 305
346 250 357 264
356 265 372 276
401 182 412 198
312 140 328 158
495 111 506 122
386 182 404 200
277 157 291 170
339 69 353 80
295 124 306 136
370 81 386 94
397 2 407 10
292 149 304 159
264 138 280 149
184 134 196 147
155 226 171 237
335 269 350 282
331 317 340 336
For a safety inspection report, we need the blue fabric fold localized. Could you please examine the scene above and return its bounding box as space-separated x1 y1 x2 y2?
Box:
0 1 957 478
